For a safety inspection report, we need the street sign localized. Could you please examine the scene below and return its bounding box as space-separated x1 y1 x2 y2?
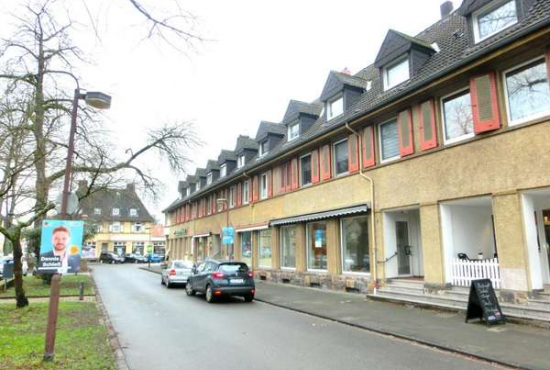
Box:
222 227 235 244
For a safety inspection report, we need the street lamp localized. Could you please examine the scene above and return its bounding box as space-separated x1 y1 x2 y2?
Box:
44 88 111 362
217 198 232 260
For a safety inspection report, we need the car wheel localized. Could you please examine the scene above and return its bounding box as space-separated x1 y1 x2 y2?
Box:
205 285 215 303
161 277 164 285
134 260 138 264
111 260 115 265
185 282 196 296
100 259 103 264
166 280 171 289
244 294 254 302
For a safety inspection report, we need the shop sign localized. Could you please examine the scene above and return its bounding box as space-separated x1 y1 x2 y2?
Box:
222 227 235 244
174 228 187 237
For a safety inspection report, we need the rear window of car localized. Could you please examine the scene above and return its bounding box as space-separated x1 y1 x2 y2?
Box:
174 261 193 269
219 263 249 273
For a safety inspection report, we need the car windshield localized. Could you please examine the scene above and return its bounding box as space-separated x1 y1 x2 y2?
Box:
174 261 193 269
219 263 249 273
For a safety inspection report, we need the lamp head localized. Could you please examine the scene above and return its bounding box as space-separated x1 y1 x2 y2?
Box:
85 91 112 109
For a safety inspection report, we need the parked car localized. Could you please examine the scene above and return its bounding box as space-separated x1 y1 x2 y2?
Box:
161 260 194 288
145 254 163 263
124 253 148 264
99 252 125 264
0 256 28 277
185 260 255 303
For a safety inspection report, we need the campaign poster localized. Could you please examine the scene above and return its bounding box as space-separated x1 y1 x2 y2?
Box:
38 220 84 274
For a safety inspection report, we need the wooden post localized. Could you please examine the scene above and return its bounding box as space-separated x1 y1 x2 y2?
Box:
43 273 61 361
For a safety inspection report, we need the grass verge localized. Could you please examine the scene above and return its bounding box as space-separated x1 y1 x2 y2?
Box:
0 301 115 370
0 275 94 298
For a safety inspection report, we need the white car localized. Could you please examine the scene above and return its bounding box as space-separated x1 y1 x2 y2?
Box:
161 260 194 288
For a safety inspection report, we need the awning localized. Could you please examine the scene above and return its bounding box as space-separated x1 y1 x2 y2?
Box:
192 233 211 238
270 204 369 227
235 224 269 233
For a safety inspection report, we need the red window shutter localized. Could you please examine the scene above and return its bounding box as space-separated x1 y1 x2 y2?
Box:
267 170 273 197
252 176 259 202
397 108 414 157
470 72 500 133
285 162 291 192
320 144 332 181
237 183 242 206
348 134 360 172
291 158 299 190
279 164 286 193
362 126 376 168
417 100 438 151
311 149 320 183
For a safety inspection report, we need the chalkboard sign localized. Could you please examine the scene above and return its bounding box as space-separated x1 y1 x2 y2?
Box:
465 279 505 326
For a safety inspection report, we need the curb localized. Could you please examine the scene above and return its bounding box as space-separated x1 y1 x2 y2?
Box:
139 267 161 275
90 271 131 370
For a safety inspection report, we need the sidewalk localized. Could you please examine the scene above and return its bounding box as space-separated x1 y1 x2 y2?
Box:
254 281 550 370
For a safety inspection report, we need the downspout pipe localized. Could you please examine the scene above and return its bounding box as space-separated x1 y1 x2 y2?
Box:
345 122 378 295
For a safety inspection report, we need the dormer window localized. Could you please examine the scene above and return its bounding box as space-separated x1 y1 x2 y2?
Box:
384 57 409 91
94 208 101 215
220 164 227 178
129 208 138 217
237 154 245 168
186 188 190 196
196 181 201 190
112 208 120 216
288 122 299 141
473 0 517 43
327 96 343 120
259 141 268 157
207 173 213 185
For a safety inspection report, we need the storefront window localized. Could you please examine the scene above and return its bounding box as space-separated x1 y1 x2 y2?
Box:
196 238 205 262
307 222 327 270
259 229 272 267
281 226 296 268
241 231 252 267
133 242 144 255
342 216 370 273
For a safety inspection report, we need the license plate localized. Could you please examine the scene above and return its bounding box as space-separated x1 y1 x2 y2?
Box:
230 278 244 284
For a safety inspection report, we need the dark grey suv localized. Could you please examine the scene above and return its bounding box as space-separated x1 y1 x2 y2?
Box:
185 260 255 303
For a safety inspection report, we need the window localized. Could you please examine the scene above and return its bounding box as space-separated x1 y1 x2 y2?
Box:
259 141 268 157
217 191 225 212
307 222 327 270
186 188 191 196
333 139 349 175
288 122 300 141
240 231 252 267
133 242 144 255
300 154 312 186
441 89 474 144
281 226 296 269
92 223 103 233
129 208 138 217
384 57 409 90
229 186 236 208
94 208 101 215
260 173 268 200
132 222 143 232
112 208 120 216
207 173 213 185
196 181 201 191
114 242 126 256
259 229 272 268
237 155 245 168
342 216 370 273
242 180 250 205
505 58 550 126
473 0 517 43
111 222 122 233
379 119 400 162
220 164 227 178
327 96 344 120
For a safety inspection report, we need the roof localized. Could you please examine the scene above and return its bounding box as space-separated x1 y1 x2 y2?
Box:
206 160 220 172
177 181 188 192
164 0 550 213
218 150 237 164
320 71 367 101
457 0 493 16
374 29 435 68
234 135 258 153
195 168 207 178
282 100 323 124
255 121 286 141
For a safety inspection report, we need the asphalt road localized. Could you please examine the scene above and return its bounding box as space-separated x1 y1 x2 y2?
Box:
93 264 504 370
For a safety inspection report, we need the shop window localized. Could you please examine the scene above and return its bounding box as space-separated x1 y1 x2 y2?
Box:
473 0 517 43
281 226 297 269
341 216 370 273
379 119 400 162
133 242 144 255
307 222 327 270
505 58 550 126
241 231 252 267
259 229 272 268
333 139 349 175
441 89 474 144
300 154 312 186
114 242 126 256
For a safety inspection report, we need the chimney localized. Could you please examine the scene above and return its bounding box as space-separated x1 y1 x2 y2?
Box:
126 183 136 193
340 67 351 75
440 1 453 18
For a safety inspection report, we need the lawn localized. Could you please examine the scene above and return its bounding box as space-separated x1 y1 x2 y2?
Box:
0 275 94 298
0 302 115 370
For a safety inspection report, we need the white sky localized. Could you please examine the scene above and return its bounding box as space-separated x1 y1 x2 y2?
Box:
0 0 462 221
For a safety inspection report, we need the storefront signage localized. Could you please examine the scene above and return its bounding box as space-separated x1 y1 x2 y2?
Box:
38 220 84 274
222 227 235 244
174 228 187 237
465 279 505 326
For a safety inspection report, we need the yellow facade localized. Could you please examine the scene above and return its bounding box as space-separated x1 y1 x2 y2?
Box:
86 221 156 257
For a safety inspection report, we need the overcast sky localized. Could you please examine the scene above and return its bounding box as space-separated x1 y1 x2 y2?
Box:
0 0 462 221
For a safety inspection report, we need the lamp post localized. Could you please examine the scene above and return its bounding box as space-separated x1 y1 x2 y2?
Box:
217 198 231 260
44 88 111 362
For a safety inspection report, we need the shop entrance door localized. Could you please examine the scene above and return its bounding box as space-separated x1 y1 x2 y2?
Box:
396 221 411 276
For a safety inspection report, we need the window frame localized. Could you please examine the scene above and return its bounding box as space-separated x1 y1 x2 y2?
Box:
260 172 269 200
111 222 122 233
258 229 272 268
300 153 312 187
440 87 475 145
220 163 227 178
280 225 297 270
340 215 370 276
94 208 101 215
306 221 328 272
132 222 144 233
332 138 349 176
378 118 401 163
112 208 120 216
237 154 245 168
259 141 268 157
288 122 300 141
503 56 550 127
383 56 410 91
229 185 237 208
242 180 250 205
129 208 138 217
327 95 344 121
472 0 518 44
206 173 213 185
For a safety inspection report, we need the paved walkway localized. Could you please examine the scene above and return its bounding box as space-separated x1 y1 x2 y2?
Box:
140 266 550 370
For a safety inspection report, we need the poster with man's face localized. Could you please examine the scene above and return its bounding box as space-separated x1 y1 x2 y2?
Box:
38 220 84 274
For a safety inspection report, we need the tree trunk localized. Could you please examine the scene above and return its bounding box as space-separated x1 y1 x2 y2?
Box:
11 231 28 308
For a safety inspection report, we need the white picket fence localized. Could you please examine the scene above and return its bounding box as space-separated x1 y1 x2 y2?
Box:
450 258 501 289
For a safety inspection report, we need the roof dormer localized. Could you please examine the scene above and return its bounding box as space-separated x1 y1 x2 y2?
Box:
254 121 285 157
234 135 258 168
374 29 435 91
218 150 237 177
177 181 188 199
205 160 220 185
320 70 366 121
186 175 197 194
194 168 207 190
282 100 323 141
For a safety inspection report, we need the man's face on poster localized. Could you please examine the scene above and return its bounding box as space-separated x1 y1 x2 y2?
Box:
52 230 70 253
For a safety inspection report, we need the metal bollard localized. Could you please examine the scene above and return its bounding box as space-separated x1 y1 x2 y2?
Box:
79 282 84 301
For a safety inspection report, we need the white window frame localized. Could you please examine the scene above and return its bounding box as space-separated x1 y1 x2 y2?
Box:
129 208 138 217
440 87 475 145
340 216 370 276
306 221 328 272
258 229 272 269
383 56 410 91
332 139 349 176
220 163 227 178
196 181 201 191
111 222 122 233
259 141 268 157
186 188 191 196
260 173 268 200
237 155 245 168
207 196 212 215
472 0 518 44
206 173 213 185
378 118 401 164
503 56 550 127
94 208 101 215
242 180 250 205
280 226 297 271
327 95 344 121
300 153 312 187
288 122 300 141
229 186 237 208
112 208 120 216
132 222 144 233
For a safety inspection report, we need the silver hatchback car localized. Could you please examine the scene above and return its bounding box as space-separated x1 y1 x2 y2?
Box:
161 260 194 288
